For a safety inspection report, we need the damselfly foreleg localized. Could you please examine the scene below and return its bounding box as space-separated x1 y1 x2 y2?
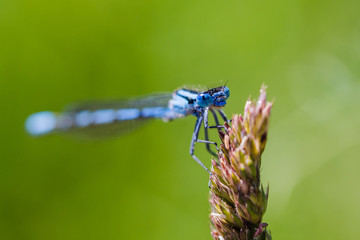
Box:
203 108 219 156
204 126 217 157
217 109 230 123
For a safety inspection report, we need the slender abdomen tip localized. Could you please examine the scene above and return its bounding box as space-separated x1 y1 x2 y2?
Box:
25 111 57 136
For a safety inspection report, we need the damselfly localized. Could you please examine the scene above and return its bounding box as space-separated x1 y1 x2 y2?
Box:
25 85 230 173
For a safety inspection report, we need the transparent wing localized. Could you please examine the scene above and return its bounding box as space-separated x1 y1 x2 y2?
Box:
56 93 173 139
64 93 172 112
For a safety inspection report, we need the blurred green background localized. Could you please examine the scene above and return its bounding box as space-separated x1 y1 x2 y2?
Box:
1 0 360 239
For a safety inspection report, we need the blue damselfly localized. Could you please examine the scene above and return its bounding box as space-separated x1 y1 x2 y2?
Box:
25 86 230 173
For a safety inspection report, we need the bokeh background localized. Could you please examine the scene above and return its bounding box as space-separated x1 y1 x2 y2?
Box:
1 0 360 239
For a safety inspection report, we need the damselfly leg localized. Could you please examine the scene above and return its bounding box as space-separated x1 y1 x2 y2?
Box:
217 109 229 123
190 108 231 173
203 109 218 157
190 115 211 173
210 109 220 126
204 126 217 157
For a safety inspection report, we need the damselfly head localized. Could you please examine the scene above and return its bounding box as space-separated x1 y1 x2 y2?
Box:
196 86 230 108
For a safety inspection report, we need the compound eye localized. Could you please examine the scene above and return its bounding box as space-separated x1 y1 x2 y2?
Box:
197 93 213 107
223 86 230 99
